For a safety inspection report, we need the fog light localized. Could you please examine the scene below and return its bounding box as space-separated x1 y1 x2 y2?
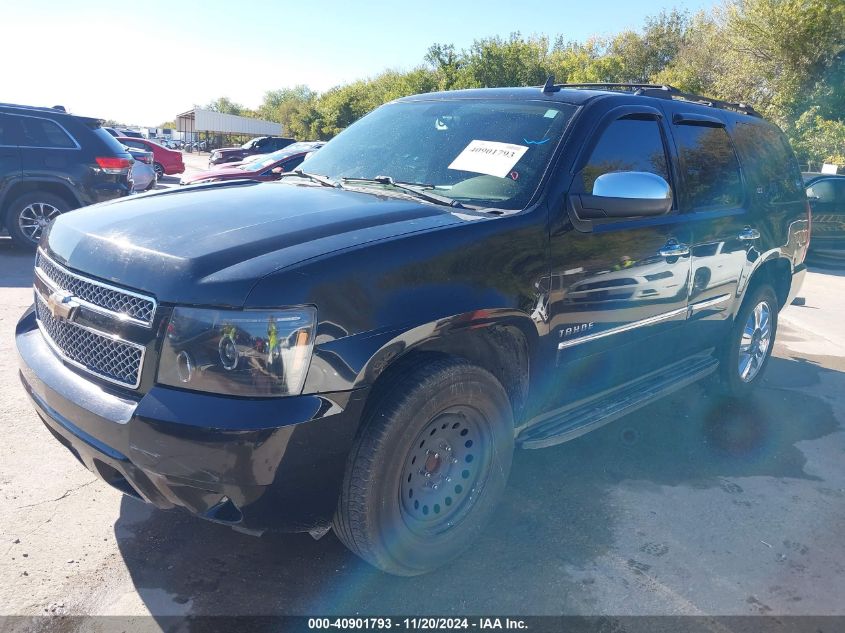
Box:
176 350 194 383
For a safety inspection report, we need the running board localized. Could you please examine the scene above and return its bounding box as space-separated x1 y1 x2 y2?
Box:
517 354 718 449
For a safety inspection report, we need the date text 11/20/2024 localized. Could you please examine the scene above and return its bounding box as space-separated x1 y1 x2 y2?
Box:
307 618 528 630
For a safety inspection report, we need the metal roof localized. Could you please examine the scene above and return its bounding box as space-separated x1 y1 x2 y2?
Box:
176 108 282 135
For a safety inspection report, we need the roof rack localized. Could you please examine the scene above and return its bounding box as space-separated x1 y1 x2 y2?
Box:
539 77 760 117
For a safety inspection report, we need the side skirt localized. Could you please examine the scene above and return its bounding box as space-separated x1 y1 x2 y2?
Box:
517 352 718 449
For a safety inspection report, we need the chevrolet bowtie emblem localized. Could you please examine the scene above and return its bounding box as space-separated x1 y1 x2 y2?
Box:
47 290 80 321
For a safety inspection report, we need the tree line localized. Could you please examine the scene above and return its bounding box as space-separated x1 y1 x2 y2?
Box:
183 0 845 167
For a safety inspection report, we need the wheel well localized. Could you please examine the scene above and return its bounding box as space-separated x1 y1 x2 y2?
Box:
1 181 80 220
367 325 530 423
746 257 792 309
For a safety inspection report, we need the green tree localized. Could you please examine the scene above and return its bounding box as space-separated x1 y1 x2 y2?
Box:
792 108 845 167
203 97 246 115
455 33 550 88
425 43 463 90
259 85 318 138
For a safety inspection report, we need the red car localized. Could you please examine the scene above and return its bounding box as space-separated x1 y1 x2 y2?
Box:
180 142 324 185
117 137 185 179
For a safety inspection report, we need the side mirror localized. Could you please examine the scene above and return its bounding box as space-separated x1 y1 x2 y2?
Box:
572 171 673 220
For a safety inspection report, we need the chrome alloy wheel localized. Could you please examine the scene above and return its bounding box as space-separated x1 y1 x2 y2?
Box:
18 202 62 243
399 407 491 536
738 300 772 383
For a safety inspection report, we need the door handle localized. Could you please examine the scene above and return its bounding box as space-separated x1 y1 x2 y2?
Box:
659 239 690 258
738 227 761 241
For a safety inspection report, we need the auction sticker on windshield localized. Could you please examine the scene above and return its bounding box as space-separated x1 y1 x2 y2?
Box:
448 140 529 178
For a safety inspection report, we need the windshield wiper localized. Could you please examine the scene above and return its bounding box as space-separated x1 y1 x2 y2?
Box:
342 175 466 209
278 170 341 188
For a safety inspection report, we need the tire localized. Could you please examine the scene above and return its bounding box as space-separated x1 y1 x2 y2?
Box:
334 356 514 576
4 192 70 250
153 163 165 180
716 283 778 398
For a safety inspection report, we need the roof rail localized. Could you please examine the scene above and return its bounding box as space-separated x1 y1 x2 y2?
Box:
0 102 71 114
541 81 761 117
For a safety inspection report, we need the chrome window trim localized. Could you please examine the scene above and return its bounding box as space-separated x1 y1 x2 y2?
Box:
4 113 81 150
33 288 146 389
689 293 732 314
558 306 688 350
36 248 157 328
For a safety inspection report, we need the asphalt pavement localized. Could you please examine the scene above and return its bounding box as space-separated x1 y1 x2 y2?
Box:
0 232 843 626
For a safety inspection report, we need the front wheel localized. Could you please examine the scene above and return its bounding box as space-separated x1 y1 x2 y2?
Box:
717 284 778 398
153 162 165 180
334 357 514 576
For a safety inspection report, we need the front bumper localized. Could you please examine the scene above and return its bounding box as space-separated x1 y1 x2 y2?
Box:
16 307 367 533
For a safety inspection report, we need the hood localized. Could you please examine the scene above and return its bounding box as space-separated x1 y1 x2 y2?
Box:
44 181 466 307
181 166 253 183
214 147 245 156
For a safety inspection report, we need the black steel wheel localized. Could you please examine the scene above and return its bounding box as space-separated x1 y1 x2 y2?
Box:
334 356 514 576
399 406 491 536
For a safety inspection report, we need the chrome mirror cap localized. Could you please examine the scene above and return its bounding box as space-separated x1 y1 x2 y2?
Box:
592 171 672 201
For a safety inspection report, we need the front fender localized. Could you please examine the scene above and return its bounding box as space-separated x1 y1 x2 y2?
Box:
302 308 539 394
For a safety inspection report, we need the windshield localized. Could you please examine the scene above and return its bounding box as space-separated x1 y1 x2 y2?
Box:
241 139 258 149
298 99 576 210
238 143 315 171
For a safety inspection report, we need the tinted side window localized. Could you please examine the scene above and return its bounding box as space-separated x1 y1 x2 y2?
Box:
282 155 305 171
90 126 132 155
19 117 77 148
576 117 669 194
0 114 20 145
807 179 845 205
123 140 147 150
673 124 742 210
730 122 802 204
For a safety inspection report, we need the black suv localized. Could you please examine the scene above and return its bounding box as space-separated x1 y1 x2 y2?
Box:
804 172 845 264
15 84 809 575
0 103 134 248
208 136 297 166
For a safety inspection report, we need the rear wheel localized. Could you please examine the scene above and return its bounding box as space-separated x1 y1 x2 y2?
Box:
153 162 165 180
334 357 514 576
5 192 70 249
717 284 778 398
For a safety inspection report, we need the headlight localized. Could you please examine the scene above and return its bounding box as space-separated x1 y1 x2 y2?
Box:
157 306 316 397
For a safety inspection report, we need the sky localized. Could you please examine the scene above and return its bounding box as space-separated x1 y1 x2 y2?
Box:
2 0 717 126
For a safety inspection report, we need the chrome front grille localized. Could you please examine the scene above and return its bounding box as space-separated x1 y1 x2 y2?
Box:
34 291 145 388
35 250 156 327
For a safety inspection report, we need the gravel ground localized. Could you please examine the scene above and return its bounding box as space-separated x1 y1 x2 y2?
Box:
0 231 843 626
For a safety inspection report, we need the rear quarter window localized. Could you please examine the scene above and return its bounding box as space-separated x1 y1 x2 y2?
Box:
89 125 132 155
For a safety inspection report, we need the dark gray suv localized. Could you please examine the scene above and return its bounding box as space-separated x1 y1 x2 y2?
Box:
0 103 134 248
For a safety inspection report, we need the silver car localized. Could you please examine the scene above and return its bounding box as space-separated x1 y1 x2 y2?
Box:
126 147 157 192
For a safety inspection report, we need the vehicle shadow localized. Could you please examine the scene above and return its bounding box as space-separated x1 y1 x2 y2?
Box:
0 240 35 288
807 262 845 277
155 175 181 189
113 352 842 619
